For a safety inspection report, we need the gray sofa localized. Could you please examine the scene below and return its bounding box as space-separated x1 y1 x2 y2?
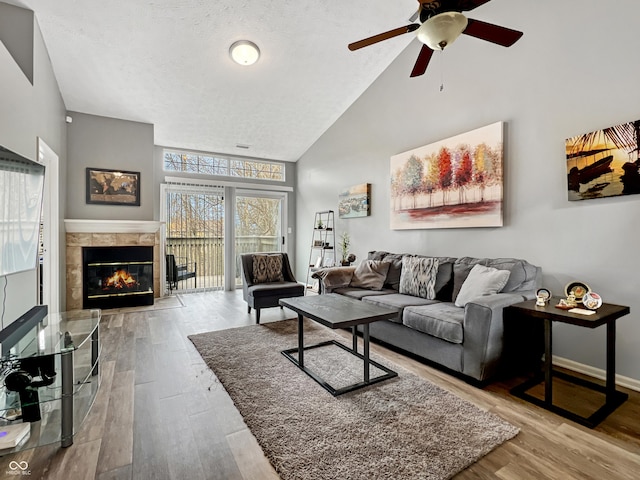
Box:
313 251 542 382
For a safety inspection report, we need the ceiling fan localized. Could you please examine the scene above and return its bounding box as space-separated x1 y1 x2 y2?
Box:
348 0 523 78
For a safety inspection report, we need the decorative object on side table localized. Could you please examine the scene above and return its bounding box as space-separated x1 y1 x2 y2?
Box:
86 167 140 206
583 291 603 310
536 288 551 306
564 281 590 302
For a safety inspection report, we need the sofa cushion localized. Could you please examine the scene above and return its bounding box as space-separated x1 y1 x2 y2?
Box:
367 251 406 290
349 260 390 290
430 257 456 299
452 257 536 301
332 287 395 300
252 254 284 283
381 254 404 290
485 258 526 292
362 294 438 323
399 256 439 299
454 264 511 307
486 258 539 292
403 303 465 344
368 251 456 296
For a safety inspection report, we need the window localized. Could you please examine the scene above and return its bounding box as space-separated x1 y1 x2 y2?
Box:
163 150 285 181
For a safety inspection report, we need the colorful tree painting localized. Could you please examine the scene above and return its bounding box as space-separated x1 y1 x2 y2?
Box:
390 122 504 230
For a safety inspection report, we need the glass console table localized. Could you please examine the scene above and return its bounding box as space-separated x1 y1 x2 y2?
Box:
0 309 101 453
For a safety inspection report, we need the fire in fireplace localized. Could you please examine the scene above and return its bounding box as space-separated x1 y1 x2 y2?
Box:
83 246 154 309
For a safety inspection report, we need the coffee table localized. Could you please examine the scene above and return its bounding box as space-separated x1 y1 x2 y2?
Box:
279 294 399 396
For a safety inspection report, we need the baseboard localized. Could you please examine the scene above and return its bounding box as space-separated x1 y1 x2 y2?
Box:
553 355 640 393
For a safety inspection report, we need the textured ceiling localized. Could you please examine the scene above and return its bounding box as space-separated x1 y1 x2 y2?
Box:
17 0 422 162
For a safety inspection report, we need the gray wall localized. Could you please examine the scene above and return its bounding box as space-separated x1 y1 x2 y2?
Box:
66 112 155 221
296 0 640 381
0 3 67 324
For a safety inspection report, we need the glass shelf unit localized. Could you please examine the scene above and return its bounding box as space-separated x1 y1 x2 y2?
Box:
0 309 101 454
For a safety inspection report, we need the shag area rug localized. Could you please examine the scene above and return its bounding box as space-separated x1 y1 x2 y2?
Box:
189 319 518 480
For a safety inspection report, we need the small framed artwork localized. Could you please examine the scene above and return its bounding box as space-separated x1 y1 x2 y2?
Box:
339 183 371 218
86 167 140 206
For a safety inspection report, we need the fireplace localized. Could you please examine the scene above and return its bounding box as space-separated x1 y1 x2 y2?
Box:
83 246 154 309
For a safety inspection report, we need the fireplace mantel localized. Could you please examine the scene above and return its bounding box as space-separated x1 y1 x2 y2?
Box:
65 219 163 233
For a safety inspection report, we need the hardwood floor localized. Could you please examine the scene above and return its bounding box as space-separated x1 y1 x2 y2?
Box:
1 290 638 479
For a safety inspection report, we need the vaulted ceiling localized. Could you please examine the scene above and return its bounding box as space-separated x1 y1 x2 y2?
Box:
16 0 428 162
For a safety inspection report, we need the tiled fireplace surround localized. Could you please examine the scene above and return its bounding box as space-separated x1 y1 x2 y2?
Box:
65 220 161 310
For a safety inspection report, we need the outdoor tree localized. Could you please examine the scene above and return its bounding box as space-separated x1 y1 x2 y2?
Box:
236 197 280 237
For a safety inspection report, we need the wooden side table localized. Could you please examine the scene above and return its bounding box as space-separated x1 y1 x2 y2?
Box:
505 297 630 428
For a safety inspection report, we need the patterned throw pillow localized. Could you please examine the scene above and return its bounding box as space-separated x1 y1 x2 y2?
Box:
399 256 439 299
252 254 284 283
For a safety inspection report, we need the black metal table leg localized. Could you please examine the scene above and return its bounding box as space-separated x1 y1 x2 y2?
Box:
352 326 357 353
363 324 370 383
298 313 304 368
544 318 553 404
606 320 616 402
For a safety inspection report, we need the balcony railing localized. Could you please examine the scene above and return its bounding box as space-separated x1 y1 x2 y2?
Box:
165 235 280 291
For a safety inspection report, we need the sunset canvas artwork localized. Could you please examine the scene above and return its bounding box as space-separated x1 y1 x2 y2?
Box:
566 119 640 201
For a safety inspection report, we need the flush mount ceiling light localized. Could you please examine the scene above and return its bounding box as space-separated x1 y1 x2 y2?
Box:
229 40 260 66
416 12 468 51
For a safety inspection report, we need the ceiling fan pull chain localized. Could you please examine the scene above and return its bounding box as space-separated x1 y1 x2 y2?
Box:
439 51 445 92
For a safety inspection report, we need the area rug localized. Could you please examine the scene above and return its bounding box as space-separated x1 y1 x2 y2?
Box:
189 319 518 480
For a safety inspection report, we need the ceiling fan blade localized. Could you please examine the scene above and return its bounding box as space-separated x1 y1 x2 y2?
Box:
410 45 434 77
349 24 420 51
456 0 493 12
408 6 421 23
417 0 491 14
463 18 523 47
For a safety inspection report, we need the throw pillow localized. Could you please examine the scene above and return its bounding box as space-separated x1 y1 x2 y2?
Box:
451 257 486 302
454 264 511 307
252 254 284 284
398 256 439 299
349 260 391 291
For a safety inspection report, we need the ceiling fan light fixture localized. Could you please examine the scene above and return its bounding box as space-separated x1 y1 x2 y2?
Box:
229 40 260 66
417 12 468 51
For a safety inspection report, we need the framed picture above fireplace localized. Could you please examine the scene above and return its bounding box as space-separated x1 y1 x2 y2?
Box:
86 167 140 206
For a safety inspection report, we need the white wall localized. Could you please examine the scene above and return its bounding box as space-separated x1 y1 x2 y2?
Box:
296 0 640 381
0 3 67 323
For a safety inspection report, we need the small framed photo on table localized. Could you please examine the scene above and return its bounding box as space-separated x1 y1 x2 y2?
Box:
86 167 140 206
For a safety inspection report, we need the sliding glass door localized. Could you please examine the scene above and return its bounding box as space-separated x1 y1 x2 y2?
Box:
162 184 286 292
164 184 225 292
235 191 285 286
